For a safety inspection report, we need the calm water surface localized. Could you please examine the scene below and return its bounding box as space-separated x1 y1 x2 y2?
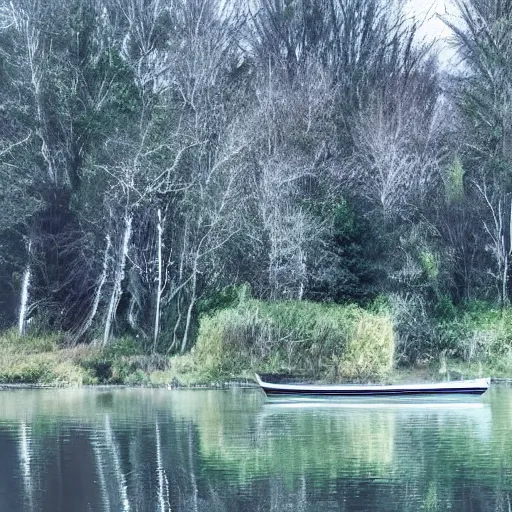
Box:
0 386 510 511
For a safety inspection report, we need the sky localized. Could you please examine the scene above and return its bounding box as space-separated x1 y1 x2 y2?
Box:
405 0 461 65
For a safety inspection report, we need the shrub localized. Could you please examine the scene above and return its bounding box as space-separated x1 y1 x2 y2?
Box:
389 294 443 364
194 298 395 380
0 331 169 386
439 302 512 367
339 312 394 378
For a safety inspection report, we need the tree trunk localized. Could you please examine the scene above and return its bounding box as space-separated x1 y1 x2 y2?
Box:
18 265 31 337
71 235 112 345
153 209 163 352
103 214 132 347
18 239 32 336
181 260 197 354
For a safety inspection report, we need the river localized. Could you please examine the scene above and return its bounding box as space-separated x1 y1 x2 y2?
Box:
0 386 509 511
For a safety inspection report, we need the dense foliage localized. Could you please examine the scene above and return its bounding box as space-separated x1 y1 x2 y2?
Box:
194 291 394 379
0 0 511 363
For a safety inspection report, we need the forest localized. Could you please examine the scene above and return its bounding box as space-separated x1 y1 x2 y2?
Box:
0 0 511 380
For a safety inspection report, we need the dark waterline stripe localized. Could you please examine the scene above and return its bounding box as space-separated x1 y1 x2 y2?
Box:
261 387 487 396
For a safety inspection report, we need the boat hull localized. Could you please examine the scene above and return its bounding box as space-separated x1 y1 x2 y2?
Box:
255 375 490 397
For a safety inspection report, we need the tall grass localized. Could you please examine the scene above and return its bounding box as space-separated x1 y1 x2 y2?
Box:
439 302 512 373
194 298 395 381
0 330 86 385
0 331 170 386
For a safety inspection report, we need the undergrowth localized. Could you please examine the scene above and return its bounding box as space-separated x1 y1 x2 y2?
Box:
0 331 170 386
439 301 512 373
3 298 512 387
193 297 395 381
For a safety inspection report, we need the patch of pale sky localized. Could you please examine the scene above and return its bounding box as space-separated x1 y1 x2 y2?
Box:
405 0 462 66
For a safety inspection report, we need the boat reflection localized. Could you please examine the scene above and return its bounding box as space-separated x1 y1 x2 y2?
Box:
262 395 488 410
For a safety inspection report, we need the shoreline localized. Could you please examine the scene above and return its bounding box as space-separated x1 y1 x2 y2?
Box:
0 375 510 390
1 330 512 389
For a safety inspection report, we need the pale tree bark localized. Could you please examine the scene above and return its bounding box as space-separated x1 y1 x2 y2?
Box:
70 234 112 345
103 214 132 347
476 183 512 307
181 259 197 354
153 209 163 350
18 241 32 336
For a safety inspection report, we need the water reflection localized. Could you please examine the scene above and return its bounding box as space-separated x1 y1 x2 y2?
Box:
91 431 110 512
0 388 507 511
155 421 170 512
19 421 34 512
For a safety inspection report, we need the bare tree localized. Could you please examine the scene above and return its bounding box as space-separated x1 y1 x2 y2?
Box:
475 182 512 306
350 81 442 221
445 0 512 301
244 58 339 300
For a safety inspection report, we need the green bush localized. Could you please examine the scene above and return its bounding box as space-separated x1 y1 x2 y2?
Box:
0 329 59 354
390 294 444 364
197 284 247 316
440 302 512 367
103 337 141 358
340 312 394 378
194 298 395 380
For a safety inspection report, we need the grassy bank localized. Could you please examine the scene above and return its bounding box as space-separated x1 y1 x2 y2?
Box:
175 298 512 384
2 299 512 387
0 331 170 386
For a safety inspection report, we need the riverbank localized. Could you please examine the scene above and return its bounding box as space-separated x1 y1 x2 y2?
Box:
3 298 512 387
0 330 509 388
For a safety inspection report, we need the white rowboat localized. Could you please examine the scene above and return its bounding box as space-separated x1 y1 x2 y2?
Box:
255 374 490 397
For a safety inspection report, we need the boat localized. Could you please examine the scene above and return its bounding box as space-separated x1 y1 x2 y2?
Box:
255 374 490 397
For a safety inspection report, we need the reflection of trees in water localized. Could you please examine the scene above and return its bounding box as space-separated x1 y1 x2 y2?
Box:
92 430 111 512
19 421 34 512
155 421 170 512
3 390 512 511
104 415 130 511
10 415 320 511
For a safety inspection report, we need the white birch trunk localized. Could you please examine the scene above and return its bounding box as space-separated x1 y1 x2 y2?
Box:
18 239 32 336
103 215 132 347
153 209 163 352
19 421 34 512
127 298 137 332
502 232 508 307
18 265 31 336
181 261 197 354
71 235 112 344
170 225 188 352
